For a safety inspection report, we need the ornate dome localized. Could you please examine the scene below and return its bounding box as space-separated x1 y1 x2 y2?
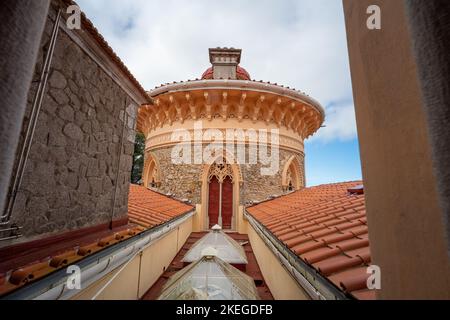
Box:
201 67 213 79
201 66 251 80
236 66 251 80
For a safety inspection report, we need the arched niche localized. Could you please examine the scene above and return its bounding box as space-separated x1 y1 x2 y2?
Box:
143 152 161 189
282 155 304 192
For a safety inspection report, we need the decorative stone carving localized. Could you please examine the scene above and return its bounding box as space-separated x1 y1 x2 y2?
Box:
138 88 324 140
281 155 304 191
208 163 234 184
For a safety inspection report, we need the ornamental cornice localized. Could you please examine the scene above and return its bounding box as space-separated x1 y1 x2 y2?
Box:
138 84 324 140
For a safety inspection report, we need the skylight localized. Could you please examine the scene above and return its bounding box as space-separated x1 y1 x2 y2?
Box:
158 256 259 300
182 227 248 265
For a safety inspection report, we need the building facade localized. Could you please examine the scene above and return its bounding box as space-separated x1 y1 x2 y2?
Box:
0 0 150 247
138 48 324 232
2 0 448 301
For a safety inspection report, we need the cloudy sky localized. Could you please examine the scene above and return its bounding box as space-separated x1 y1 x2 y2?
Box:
77 0 362 186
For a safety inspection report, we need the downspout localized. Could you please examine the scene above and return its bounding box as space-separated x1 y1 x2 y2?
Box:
244 210 349 300
1 10 62 239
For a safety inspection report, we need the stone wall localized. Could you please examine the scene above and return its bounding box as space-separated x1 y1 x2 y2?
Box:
6 4 139 244
241 149 305 203
148 148 203 204
147 146 304 205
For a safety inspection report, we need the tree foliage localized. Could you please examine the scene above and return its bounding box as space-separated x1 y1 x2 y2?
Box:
131 133 145 184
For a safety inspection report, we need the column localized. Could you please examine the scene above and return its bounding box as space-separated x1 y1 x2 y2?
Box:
218 181 223 227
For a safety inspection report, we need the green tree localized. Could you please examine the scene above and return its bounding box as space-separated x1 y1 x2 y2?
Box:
131 133 145 184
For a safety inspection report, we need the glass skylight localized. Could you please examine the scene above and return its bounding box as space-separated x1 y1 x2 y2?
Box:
158 256 260 300
181 229 248 265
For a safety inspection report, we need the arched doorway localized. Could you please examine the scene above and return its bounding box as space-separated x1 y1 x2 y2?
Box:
207 162 234 230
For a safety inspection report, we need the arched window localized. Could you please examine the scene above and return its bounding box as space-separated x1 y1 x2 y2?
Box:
143 153 161 189
282 155 304 192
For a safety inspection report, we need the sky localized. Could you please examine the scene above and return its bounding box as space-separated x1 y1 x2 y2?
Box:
77 0 362 186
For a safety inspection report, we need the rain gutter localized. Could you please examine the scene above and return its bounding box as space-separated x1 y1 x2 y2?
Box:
2 210 195 300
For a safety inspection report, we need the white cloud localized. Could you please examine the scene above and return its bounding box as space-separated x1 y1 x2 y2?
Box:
308 102 358 143
76 0 357 143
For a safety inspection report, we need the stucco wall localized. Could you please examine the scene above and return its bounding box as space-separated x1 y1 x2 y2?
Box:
343 0 450 299
72 217 193 300
405 0 450 252
6 4 139 245
246 221 309 300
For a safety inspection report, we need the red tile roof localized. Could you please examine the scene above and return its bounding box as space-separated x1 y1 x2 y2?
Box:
128 185 194 229
247 181 376 300
0 186 193 297
236 66 251 80
0 226 144 297
201 66 251 80
201 67 214 80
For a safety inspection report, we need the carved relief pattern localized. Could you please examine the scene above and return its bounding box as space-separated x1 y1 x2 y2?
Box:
138 89 323 140
208 163 234 184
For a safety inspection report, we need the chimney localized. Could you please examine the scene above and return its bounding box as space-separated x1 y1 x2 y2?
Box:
209 47 242 80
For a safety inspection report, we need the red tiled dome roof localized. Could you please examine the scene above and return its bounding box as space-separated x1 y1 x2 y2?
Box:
236 66 251 80
201 66 251 80
201 67 214 79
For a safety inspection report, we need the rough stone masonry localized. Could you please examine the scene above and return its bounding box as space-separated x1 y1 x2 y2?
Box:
5 4 142 245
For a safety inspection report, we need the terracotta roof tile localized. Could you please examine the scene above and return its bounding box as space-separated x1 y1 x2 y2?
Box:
301 247 342 264
328 267 370 293
320 232 355 245
292 240 326 255
127 185 194 229
49 250 79 268
332 237 370 252
315 255 364 276
0 224 144 297
247 181 377 300
285 234 314 248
